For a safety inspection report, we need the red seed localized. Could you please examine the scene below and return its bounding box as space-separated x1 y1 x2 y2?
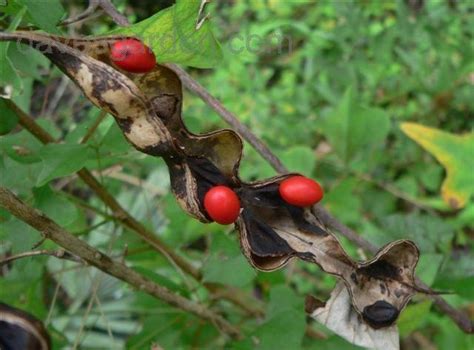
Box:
110 39 156 73
204 186 241 225
279 176 324 207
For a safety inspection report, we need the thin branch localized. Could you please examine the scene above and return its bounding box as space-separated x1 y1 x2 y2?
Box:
196 0 211 30
81 110 108 144
61 0 130 27
0 249 82 266
0 187 241 339
171 65 474 334
98 0 130 27
5 99 263 319
166 64 287 172
5 100 201 280
61 0 97 26
354 171 437 214
91 165 166 196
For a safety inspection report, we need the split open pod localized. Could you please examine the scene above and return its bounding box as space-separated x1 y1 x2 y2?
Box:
0 31 427 346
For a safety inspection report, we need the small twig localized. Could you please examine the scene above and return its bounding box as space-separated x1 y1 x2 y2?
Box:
171 65 474 334
81 110 108 144
46 75 70 117
0 249 82 266
31 237 47 250
91 165 166 197
98 0 130 27
196 0 211 30
0 187 241 339
74 224 119 348
61 0 130 27
61 0 97 26
45 277 62 326
354 171 436 214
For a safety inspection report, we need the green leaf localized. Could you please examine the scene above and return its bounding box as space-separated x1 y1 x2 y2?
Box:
435 275 474 299
0 99 19 134
132 266 189 296
0 5 27 94
36 143 93 186
126 313 186 349
401 123 474 209
398 301 432 337
202 234 255 287
415 253 443 286
281 146 316 176
324 178 362 226
114 0 222 68
254 310 305 350
94 119 130 155
33 186 84 232
379 213 454 254
15 0 65 33
252 285 305 350
304 335 363 350
0 127 43 163
0 217 41 252
0 272 46 319
0 157 43 194
266 284 304 318
320 87 391 167
433 250 474 299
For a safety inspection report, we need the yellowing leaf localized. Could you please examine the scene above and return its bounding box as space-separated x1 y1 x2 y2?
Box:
400 122 474 209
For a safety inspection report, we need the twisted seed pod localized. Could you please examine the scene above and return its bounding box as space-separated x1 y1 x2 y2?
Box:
0 31 423 329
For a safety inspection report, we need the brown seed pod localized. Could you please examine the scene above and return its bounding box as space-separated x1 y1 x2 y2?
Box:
0 31 423 329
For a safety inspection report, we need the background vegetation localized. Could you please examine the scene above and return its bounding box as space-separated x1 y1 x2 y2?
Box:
0 0 473 349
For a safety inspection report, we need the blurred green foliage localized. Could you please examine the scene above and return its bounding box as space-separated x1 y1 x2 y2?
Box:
0 0 473 349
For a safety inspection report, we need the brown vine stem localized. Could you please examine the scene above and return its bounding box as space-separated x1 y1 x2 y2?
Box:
5 99 264 318
0 187 241 339
6 100 200 280
170 64 473 334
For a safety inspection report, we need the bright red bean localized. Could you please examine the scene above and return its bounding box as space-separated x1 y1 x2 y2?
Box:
204 186 241 225
110 39 156 73
279 176 324 207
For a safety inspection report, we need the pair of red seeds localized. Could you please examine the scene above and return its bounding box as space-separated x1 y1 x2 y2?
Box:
204 176 324 225
109 41 324 225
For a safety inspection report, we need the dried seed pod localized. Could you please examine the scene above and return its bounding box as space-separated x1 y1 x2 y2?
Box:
0 31 424 330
